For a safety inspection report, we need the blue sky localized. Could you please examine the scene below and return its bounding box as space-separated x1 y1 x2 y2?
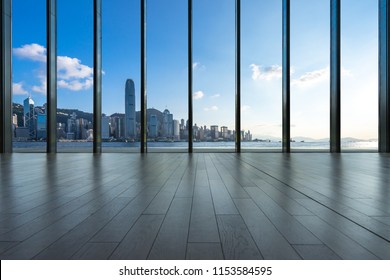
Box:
12 0 378 140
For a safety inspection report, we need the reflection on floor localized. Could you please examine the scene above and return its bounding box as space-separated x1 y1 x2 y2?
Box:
0 153 389 259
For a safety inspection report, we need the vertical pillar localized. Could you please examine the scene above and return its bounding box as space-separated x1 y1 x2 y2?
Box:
235 0 241 153
379 0 390 152
47 0 57 153
188 0 193 153
0 0 12 153
282 0 290 152
330 0 341 153
93 0 102 153
140 0 147 153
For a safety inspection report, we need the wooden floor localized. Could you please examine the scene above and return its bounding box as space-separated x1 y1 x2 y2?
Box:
0 153 389 260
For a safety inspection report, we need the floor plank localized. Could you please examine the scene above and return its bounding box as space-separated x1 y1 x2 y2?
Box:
32 197 132 259
293 245 341 260
148 197 192 259
209 180 238 215
216 214 263 260
245 187 322 245
295 215 378 260
0 242 18 255
186 243 224 260
71 242 118 260
234 199 301 260
296 198 390 259
109 214 164 260
188 187 220 243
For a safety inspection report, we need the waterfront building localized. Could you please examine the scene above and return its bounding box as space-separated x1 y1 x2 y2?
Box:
23 96 35 139
102 115 110 139
125 79 136 139
149 114 158 138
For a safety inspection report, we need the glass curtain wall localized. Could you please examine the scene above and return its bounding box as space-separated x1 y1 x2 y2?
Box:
241 0 282 151
12 0 46 152
341 0 378 150
193 0 235 151
102 0 140 152
146 0 188 152
291 0 330 150
57 0 94 152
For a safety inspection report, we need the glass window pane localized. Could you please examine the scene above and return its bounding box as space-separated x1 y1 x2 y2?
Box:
193 0 235 151
102 0 140 152
341 0 378 150
291 0 330 150
147 0 188 152
57 0 93 152
242 0 282 151
12 0 46 152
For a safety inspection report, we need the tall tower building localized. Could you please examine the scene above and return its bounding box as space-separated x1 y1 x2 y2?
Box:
23 96 35 139
101 115 110 139
149 114 158 138
125 79 136 139
162 109 173 137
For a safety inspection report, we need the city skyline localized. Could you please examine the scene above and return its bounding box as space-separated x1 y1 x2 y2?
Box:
11 0 378 141
12 92 254 143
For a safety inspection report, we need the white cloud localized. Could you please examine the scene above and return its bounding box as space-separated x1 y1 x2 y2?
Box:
58 78 93 91
193 62 205 70
291 66 329 86
31 74 47 94
193 90 204 100
204 106 218 111
13 43 46 62
12 82 28 95
14 43 93 92
32 81 47 93
250 62 352 87
250 64 283 81
57 56 93 80
210 94 220 98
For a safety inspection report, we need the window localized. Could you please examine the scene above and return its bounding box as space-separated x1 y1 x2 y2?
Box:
12 0 46 152
242 0 282 151
193 0 235 151
291 0 330 150
57 0 93 152
341 0 378 150
102 0 140 152
147 0 188 152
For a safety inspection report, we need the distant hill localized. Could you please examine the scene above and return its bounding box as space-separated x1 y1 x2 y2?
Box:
12 103 166 127
13 103 94 125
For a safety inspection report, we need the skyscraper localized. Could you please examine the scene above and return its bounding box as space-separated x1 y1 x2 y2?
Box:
23 96 35 139
36 109 47 140
102 115 110 139
125 79 136 139
149 114 158 138
162 109 173 137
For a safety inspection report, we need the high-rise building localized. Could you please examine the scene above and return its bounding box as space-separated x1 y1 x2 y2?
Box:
221 126 228 139
36 109 47 140
173 119 180 140
114 116 125 139
211 125 219 140
162 109 173 137
23 96 35 139
102 115 110 139
125 79 136 139
149 114 158 138
76 118 88 140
